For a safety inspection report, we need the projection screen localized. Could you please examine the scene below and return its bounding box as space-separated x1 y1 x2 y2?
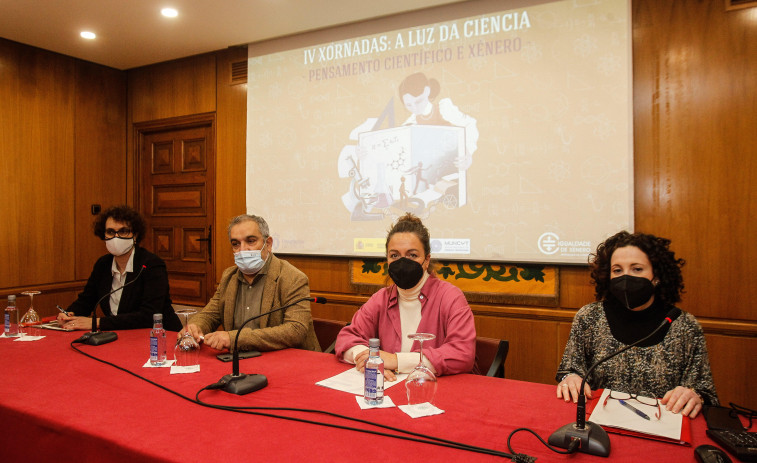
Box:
246 0 632 264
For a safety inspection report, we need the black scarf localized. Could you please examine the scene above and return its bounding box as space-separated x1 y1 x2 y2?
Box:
603 295 680 347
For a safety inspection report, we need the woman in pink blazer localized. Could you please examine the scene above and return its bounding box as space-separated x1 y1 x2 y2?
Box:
336 213 476 379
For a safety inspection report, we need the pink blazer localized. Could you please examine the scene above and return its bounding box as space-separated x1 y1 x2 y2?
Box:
336 276 476 375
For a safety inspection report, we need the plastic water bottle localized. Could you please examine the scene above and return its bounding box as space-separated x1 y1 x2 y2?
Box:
150 313 167 365
364 338 384 405
4 295 19 337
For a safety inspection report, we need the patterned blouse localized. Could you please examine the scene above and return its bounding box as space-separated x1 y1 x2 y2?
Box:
556 301 719 405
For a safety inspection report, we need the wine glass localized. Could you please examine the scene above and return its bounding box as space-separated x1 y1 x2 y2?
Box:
20 290 41 336
405 333 438 406
174 308 200 366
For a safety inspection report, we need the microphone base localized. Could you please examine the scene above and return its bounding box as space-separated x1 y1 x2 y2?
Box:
76 331 118 346
548 421 611 457
220 374 268 395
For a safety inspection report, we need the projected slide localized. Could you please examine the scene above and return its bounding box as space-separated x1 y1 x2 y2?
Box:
246 0 632 264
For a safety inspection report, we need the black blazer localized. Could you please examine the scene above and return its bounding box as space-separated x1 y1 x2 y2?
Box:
67 246 182 331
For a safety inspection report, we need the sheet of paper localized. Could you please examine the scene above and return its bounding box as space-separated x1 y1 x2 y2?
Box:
316 367 407 395
588 389 683 440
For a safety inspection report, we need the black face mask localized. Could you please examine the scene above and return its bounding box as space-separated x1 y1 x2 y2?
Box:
609 274 655 309
388 257 425 290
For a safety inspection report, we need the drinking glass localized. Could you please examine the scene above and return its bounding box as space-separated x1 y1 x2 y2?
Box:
405 333 438 405
20 290 42 336
174 309 200 366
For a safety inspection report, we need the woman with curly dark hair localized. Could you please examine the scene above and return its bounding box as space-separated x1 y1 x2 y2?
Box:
57 205 181 332
555 231 718 418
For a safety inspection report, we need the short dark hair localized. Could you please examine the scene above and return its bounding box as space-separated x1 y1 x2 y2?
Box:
590 231 685 306
93 205 147 244
227 214 269 240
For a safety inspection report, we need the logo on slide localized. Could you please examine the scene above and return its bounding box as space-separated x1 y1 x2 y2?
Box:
538 232 560 255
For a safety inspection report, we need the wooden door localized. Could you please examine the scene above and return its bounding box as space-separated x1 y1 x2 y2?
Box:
137 115 215 306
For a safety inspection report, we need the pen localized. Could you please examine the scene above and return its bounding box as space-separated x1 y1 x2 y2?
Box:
56 305 69 316
619 399 651 420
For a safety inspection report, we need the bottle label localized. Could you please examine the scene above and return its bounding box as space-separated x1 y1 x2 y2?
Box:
4 312 8 332
365 366 378 398
150 336 158 359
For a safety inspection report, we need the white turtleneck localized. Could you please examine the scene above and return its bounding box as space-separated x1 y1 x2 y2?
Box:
345 271 436 374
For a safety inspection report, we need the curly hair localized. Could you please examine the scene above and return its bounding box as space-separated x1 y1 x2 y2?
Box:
385 213 434 274
589 231 685 306
93 205 147 244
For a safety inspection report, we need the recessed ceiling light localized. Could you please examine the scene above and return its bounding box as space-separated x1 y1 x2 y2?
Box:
161 8 178 18
80 31 96 40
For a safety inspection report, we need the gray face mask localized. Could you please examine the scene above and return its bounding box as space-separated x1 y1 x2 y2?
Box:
609 274 655 309
234 243 267 274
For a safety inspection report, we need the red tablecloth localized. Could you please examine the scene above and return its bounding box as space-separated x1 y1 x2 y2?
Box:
1 329 710 462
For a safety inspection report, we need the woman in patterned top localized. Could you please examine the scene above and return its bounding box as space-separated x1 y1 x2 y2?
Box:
555 231 718 418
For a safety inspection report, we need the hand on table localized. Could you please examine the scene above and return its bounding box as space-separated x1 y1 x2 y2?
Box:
203 331 231 351
56 313 93 330
354 349 398 382
661 386 703 418
556 373 593 403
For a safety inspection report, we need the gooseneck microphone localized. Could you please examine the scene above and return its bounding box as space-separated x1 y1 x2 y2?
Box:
74 264 147 346
548 307 682 457
208 296 327 395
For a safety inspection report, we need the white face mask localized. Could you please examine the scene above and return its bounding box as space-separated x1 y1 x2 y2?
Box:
234 243 268 275
105 237 135 257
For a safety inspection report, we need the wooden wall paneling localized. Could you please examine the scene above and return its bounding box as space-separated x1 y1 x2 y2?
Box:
0 39 23 288
3 284 84 320
287 255 371 323
632 0 757 321
475 315 561 384
214 47 248 282
127 53 217 207
310 302 365 325
0 39 76 288
706 333 757 410
286 256 358 295
74 60 127 281
557 266 593 309
128 54 217 124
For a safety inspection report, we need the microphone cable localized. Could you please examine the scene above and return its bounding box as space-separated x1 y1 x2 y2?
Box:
69 341 534 461
193 385 527 460
506 428 580 455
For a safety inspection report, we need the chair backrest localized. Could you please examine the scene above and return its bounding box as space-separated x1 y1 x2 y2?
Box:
474 336 509 378
312 318 349 354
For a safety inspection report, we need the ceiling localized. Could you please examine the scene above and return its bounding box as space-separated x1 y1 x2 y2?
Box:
0 0 468 70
